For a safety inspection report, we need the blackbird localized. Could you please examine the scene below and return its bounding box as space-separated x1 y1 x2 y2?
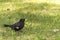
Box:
4 18 25 31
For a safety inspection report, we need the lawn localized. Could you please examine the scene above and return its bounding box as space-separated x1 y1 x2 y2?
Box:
0 2 60 40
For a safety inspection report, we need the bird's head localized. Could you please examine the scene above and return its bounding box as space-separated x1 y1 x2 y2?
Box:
20 18 25 22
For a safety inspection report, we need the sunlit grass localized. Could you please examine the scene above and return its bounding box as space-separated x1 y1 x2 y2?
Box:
0 2 60 40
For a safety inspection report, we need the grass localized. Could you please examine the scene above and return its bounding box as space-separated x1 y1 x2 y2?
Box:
0 2 60 40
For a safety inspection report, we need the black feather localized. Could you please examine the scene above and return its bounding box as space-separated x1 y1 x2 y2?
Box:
4 24 11 27
4 18 25 31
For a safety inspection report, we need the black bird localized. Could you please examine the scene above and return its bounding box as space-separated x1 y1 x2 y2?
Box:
4 18 25 31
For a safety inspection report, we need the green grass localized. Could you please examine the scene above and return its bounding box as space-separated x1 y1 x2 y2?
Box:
0 2 60 40
0 0 23 2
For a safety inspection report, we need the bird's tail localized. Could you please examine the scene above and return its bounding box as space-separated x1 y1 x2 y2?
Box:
4 24 11 27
